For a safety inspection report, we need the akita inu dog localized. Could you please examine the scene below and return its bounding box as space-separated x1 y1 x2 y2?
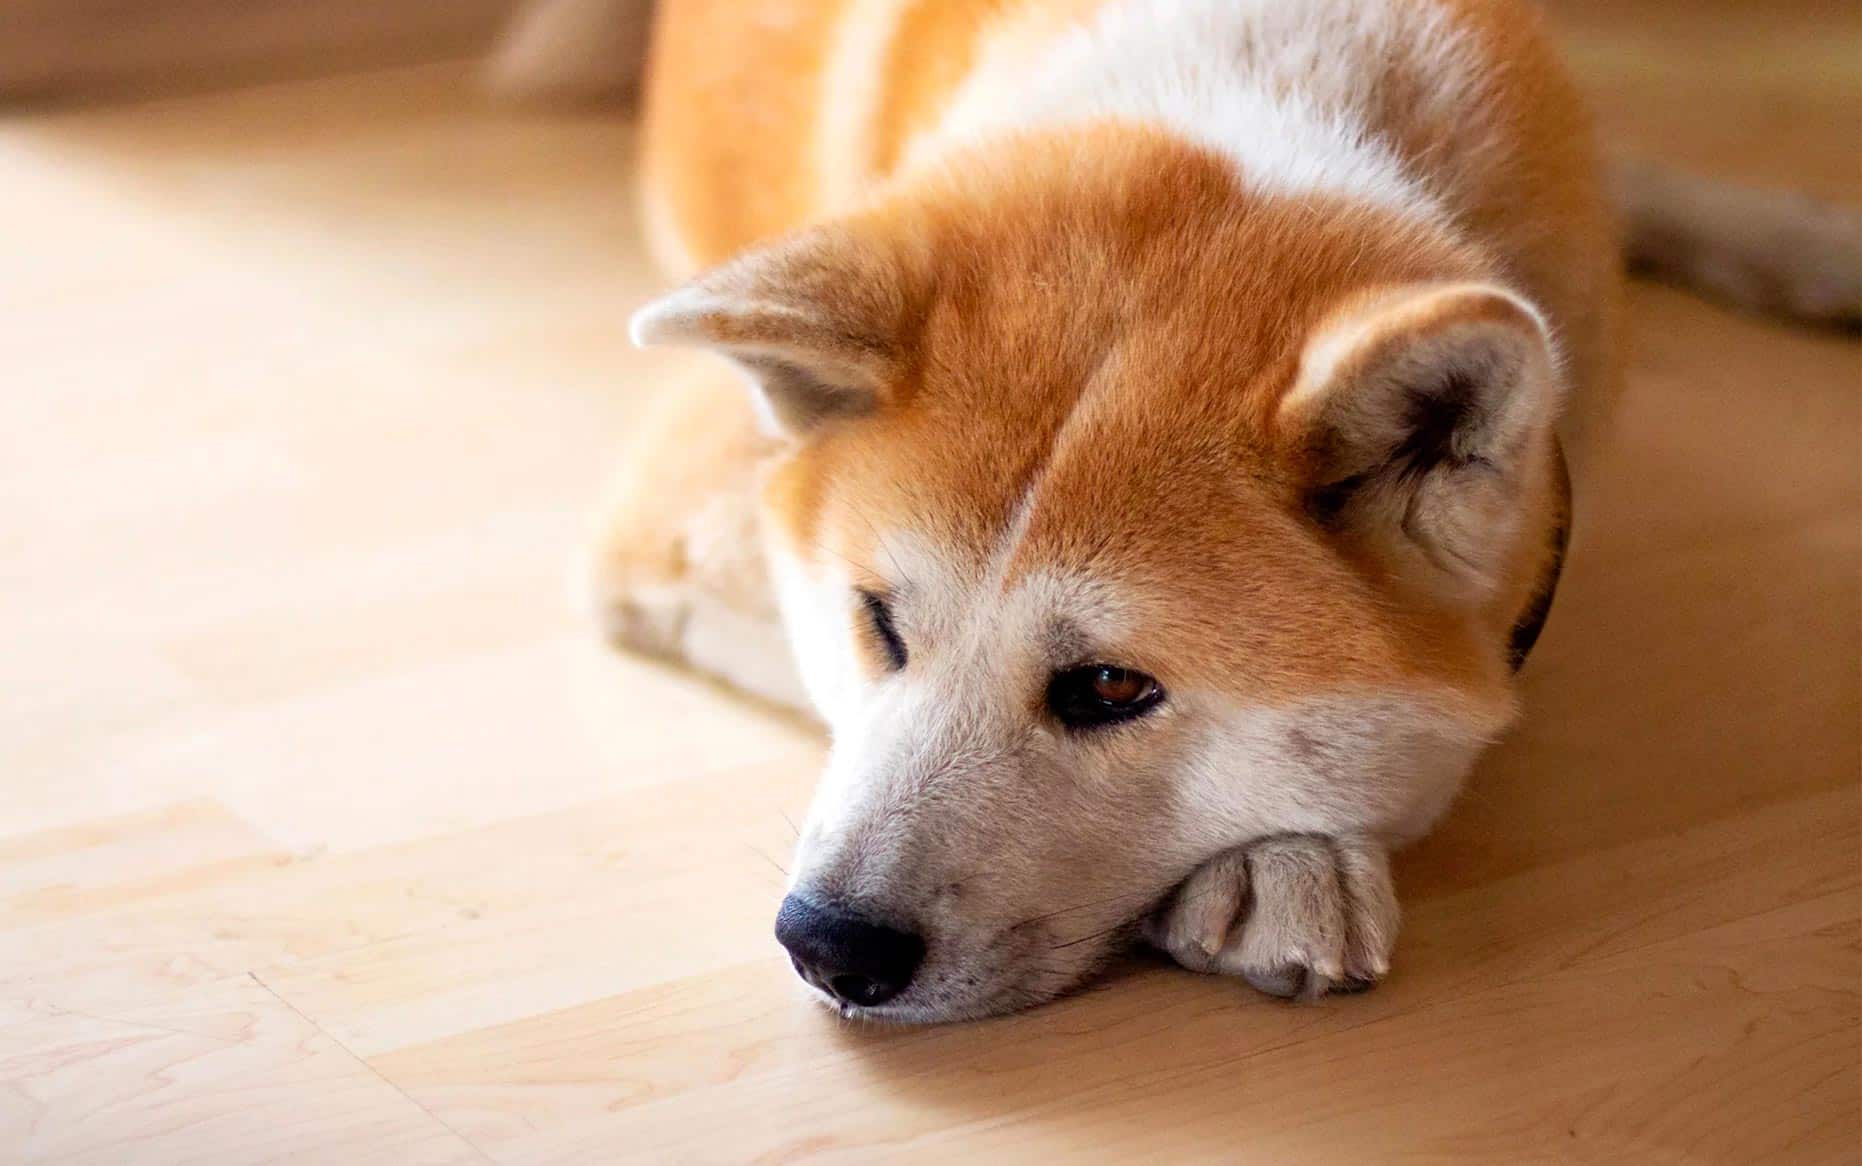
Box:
510 0 1860 1021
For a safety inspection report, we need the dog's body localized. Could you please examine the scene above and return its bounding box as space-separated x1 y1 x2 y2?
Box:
571 0 1836 1021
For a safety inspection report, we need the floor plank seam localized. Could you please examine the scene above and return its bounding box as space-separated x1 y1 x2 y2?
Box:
245 969 499 1164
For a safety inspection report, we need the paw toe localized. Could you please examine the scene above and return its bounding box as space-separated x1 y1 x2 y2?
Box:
1151 833 1399 1001
597 584 691 660
1241 963 1315 1000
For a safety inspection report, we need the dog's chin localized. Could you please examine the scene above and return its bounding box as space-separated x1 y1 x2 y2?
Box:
793 984 1003 1026
795 981 1068 1025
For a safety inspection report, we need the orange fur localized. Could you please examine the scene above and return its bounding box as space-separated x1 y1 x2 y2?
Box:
605 0 1634 1016
761 131 1506 700
637 0 1616 714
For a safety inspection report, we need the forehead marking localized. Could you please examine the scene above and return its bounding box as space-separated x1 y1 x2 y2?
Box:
983 345 1128 595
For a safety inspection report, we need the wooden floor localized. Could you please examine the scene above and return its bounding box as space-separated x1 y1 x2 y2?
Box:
2 4 1857 1162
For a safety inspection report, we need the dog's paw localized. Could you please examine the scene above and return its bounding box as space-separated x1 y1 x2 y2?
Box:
1143 835 1398 1000
596 576 693 661
585 490 810 712
584 502 696 663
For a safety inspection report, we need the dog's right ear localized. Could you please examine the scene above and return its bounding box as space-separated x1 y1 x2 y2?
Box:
630 223 916 438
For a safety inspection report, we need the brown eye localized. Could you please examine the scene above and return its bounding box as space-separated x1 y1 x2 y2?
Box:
1091 668 1154 704
1047 665 1164 729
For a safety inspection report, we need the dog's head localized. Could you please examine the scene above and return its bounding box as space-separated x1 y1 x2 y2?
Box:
633 131 1565 1020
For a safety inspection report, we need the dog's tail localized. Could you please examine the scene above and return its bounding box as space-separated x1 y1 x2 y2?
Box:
483 0 1862 330
1612 157 1861 329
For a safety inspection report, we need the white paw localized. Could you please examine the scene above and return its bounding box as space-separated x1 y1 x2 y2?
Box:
585 512 809 714
597 579 694 661
587 566 807 711
1144 835 1399 1000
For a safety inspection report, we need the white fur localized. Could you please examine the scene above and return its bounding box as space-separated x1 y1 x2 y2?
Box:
772 500 1498 1017
917 0 1478 227
589 579 806 711
1179 690 1512 852
1287 282 1563 414
675 589 808 709
770 549 864 724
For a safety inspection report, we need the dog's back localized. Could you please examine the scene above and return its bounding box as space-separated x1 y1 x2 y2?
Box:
641 0 1620 447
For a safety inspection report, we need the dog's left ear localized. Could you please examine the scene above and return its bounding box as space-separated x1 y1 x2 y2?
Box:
629 222 916 438
1279 282 1563 597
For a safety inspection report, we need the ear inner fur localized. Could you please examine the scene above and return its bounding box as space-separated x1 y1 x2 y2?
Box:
628 222 921 437
1279 283 1562 599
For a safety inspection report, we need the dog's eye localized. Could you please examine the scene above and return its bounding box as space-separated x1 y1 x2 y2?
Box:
1047 665 1163 729
859 590 907 671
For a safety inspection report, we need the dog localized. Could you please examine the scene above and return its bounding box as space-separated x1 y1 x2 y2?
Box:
504 0 1861 1022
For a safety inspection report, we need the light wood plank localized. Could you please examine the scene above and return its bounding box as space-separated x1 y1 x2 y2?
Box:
363 789 1859 1163
0 975 485 1164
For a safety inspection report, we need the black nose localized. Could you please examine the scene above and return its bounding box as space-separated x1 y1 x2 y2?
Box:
774 894 925 1008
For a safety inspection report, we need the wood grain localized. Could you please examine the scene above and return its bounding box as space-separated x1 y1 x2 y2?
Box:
1 3 1857 1161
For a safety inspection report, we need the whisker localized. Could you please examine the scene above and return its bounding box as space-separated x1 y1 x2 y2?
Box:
1007 886 1161 931
1040 880 1238 952
1048 918 1140 952
845 500 913 592
814 541 872 578
747 843 790 879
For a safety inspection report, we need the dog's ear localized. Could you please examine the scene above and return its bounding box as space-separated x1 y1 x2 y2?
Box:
1279 282 1562 597
630 223 916 438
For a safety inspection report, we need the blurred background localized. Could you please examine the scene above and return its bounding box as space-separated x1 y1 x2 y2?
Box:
5 0 1858 195
1 2 518 103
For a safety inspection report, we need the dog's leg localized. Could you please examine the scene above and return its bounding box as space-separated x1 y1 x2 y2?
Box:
1143 835 1399 1000
586 373 811 714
